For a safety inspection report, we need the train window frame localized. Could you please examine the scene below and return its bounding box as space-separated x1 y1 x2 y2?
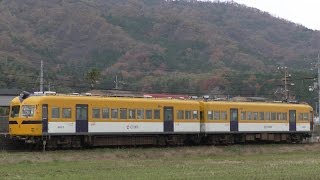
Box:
102 108 109 119
128 109 136 119
193 110 198 120
137 109 144 119
10 105 20 118
51 107 60 119
253 112 258 120
303 113 309 121
283 112 287 121
208 110 213 120
111 108 118 119
154 109 160 120
214 111 220 120
221 111 227 120
271 112 276 120
185 111 192 120
265 112 270 120
247 112 252 120
178 110 184 120
62 108 72 119
259 112 264 120
120 108 127 119
241 111 246 120
92 108 100 119
146 109 152 120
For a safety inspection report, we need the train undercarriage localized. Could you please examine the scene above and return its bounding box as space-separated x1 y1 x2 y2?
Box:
11 132 311 150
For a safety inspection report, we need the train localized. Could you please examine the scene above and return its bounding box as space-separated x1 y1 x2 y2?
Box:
8 92 313 149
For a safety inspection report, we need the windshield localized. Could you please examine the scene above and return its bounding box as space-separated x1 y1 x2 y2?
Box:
21 105 36 117
10 106 20 118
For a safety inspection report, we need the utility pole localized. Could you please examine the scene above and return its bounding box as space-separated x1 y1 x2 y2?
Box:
40 60 44 92
318 52 320 117
114 75 118 90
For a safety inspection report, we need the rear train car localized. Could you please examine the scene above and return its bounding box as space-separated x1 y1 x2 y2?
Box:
200 101 313 143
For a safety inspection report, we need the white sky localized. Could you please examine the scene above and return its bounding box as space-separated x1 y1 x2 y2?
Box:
213 0 320 30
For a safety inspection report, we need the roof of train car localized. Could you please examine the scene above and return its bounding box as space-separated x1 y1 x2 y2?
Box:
10 95 312 110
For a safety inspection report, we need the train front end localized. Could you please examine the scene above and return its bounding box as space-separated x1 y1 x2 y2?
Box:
9 95 42 137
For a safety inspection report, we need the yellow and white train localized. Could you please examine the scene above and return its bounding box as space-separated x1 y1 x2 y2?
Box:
9 92 313 148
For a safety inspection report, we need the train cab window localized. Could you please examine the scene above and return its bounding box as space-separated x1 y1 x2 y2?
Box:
271 112 276 120
10 106 20 118
185 111 191 120
241 111 246 120
154 109 160 119
207 111 213 120
178 110 184 119
21 105 36 117
303 113 309 121
193 111 198 120
253 112 258 120
129 109 136 119
221 111 227 120
92 108 100 119
111 108 118 119
214 111 220 120
62 108 72 118
102 108 109 119
146 110 152 119
137 109 144 119
247 112 252 120
120 108 127 119
265 112 270 120
52 107 60 118
259 112 264 120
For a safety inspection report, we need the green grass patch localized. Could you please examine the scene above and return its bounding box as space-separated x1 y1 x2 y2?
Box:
1 144 320 179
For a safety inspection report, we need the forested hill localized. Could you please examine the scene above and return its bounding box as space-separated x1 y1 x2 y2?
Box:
0 0 319 100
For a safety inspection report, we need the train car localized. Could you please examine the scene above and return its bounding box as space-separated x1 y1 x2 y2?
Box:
9 93 200 148
201 101 313 144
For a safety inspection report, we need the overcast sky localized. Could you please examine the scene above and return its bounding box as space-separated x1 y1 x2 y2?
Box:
214 0 320 30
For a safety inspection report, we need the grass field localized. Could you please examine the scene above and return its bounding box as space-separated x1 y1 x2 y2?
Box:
1 144 320 180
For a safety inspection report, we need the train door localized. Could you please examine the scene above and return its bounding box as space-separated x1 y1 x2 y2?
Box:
76 104 88 133
164 107 174 132
230 108 238 132
289 110 296 131
42 104 48 133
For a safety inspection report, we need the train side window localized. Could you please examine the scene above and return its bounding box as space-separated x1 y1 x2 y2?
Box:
102 108 109 119
52 107 60 118
271 112 276 120
154 109 160 119
146 110 152 119
92 108 100 119
129 109 136 119
178 110 184 119
208 111 213 120
185 111 191 120
253 112 258 120
283 113 287 121
137 109 144 119
259 112 264 120
62 108 72 118
221 111 227 120
277 112 283 120
120 108 127 119
214 111 220 120
193 111 198 120
111 108 118 119
303 113 309 121
298 113 303 120
241 111 246 120
247 112 252 120
265 112 270 120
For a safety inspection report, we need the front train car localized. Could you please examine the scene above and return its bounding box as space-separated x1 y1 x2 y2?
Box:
9 95 43 137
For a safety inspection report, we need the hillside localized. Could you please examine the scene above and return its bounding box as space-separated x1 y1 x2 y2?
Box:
0 0 319 100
